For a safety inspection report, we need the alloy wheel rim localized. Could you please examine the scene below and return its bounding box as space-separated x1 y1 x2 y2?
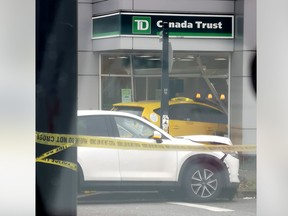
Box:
190 168 218 198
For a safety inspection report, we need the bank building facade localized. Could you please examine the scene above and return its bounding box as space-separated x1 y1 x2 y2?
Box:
77 0 256 154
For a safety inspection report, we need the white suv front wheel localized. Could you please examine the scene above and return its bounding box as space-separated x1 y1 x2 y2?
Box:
182 164 223 202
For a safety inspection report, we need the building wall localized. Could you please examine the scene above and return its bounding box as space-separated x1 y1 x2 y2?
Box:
231 0 256 149
77 0 257 147
78 0 99 110
91 0 235 52
92 0 234 15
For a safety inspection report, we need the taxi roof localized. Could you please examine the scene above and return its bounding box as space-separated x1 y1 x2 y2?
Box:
112 97 222 111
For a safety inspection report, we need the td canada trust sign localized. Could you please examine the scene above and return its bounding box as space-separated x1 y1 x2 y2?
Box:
92 12 234 39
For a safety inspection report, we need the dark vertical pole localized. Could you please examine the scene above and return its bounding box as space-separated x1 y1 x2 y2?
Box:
160 22 170 132
36 0 77 216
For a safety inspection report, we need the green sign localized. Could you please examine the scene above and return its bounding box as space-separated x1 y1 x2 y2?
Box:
92 12 234 39
121 89 132 102
132 16 151 34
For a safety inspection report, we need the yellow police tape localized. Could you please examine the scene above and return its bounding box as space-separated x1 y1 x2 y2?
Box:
36 131 257 171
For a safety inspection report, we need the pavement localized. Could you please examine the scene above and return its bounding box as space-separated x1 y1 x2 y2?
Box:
236 154 256 198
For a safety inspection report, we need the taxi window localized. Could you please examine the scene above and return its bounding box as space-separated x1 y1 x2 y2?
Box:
169 104 227 124
197 105 228 124
169 104 191 121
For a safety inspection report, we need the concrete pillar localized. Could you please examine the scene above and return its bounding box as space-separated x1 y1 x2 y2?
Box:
231 0 256 150
78 0 99 110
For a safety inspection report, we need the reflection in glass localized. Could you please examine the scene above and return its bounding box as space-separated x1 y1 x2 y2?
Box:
101 76 132 110
101 52 229 113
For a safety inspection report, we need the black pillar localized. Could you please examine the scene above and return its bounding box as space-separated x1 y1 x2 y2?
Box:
36 0 77 215
160 22 170 132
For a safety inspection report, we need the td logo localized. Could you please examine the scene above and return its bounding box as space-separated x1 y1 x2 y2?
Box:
132 16 151 34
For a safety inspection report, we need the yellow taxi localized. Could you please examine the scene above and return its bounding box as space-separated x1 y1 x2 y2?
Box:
112 97 228 136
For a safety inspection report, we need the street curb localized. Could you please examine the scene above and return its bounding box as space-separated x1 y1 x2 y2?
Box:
236 190 256 198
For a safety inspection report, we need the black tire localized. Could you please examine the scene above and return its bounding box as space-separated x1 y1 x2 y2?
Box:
182 163 223 202
221 187 238 201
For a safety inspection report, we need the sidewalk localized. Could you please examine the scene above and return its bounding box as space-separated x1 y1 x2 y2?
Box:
236 155 257 198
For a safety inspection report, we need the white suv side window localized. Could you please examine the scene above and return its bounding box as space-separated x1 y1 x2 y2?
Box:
114 116 154 138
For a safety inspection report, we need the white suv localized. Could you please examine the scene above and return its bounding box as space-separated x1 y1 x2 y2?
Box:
77 110 239 202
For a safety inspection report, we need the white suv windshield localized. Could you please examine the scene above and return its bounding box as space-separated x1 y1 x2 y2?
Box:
113 106 144 117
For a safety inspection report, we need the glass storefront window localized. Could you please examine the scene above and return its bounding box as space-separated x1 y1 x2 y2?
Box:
133 54 162 75
101 76 132 110
101 52 229 112
102 55 131 75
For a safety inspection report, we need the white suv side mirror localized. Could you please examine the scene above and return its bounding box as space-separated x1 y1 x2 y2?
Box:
152 131 163 143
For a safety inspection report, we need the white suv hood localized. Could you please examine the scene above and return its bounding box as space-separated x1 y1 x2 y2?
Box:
177 135 232 145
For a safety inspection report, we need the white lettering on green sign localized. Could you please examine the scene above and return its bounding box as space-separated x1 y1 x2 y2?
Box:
132 16 151 34
157 20 193 29
156 20 223 30
195 21 223 29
